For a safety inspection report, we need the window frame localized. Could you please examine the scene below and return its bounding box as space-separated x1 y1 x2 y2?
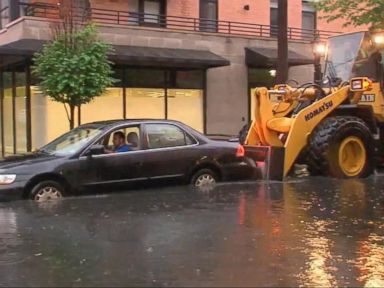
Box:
137 0 166 28
199 0 218 33
270 6 278 38
302 10 317 32
301 1 317 32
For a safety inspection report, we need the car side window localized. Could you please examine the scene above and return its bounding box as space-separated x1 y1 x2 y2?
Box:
94 125 141 153
107 126 141 150
146 124 196 149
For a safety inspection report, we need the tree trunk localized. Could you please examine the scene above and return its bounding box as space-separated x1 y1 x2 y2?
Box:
276 0 288 84
69 104 75 130
78 104 81 126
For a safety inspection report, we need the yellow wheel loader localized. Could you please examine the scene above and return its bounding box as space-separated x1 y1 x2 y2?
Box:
243 31 384 180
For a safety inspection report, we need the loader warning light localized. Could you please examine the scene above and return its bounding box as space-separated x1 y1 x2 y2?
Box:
352 80 363 90
236 145 245 157
350 77 372 92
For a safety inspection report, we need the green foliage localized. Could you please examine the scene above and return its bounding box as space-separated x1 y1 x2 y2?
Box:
33 24 116 108
314 0 384 29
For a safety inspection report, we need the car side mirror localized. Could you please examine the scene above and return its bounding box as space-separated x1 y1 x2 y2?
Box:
88 144 105 156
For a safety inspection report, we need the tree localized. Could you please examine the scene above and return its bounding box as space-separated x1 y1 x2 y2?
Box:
314 0 384 30
33 0 115 130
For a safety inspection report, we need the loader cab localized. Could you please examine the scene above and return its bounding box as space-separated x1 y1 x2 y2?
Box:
324 32 384 88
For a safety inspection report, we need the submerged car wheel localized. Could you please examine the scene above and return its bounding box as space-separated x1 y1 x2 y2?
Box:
30 181 65 202
191 169 218 188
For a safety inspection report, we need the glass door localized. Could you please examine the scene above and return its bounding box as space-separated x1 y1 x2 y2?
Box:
139 0 165 27
0 0 9 29
129 0 140 25
200 0 218 32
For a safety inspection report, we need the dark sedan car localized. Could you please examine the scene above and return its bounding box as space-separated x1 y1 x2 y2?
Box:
0 120 256 202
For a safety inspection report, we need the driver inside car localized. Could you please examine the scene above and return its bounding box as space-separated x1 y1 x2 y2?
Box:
105 131 131 153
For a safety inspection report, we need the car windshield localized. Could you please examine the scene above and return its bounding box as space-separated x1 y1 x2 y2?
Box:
39 126 104 156
324 32 365 82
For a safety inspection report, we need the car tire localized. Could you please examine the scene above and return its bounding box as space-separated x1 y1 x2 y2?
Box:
191 169 218 188
30 180 65 202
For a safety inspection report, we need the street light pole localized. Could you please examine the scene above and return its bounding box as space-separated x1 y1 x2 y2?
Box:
314 53 322 84
276 0 288 84
313 40 326 84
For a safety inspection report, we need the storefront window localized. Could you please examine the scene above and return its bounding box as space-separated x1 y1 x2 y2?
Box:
3 91 13 154
125 68 166 119
126 88 165 119
123 69 204 131
125 68 165 88
15 72 27 153
168 89 204 132
168 70 204 131
175 70 204 89
5 66 205 155
30 86 77 149
3 72 13 155
81 88 124 124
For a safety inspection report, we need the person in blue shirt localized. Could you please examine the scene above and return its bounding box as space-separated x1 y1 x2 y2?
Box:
110 131 131 153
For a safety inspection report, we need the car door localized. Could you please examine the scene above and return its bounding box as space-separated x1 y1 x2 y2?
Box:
141 123 200 180
79 125 147 188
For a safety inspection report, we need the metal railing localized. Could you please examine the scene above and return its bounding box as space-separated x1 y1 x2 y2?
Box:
14 2 339 41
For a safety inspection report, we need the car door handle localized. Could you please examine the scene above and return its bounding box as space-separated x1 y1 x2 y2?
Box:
133 162 143 167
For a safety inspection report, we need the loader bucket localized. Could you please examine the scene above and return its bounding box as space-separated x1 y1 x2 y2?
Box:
245 145 285 181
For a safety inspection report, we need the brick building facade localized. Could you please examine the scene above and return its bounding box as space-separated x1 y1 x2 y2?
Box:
0 0 362 156
27 0 363 33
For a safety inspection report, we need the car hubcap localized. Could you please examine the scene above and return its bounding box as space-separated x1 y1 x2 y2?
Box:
34 186 63 202
338 136 366 177
195 174 216 187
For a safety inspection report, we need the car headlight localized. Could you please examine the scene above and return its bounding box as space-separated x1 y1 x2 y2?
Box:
0 174 16 185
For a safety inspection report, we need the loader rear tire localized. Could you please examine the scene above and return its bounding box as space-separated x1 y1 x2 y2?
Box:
306 116 374 178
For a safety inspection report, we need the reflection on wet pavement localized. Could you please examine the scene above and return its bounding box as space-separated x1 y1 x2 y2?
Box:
0 177 384 287
356 234 384 287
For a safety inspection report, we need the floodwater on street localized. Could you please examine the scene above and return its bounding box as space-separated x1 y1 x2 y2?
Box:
1 176 384 287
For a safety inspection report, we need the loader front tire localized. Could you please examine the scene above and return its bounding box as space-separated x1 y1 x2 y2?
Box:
307 116 374 178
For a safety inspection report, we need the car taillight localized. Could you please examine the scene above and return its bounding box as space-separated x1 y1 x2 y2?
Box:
236 145 245 157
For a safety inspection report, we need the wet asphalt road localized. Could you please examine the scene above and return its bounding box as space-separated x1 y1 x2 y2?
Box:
1 177 384 287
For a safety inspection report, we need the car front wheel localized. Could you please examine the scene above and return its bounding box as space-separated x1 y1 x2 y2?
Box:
191 169 218 188
30 180 65 202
